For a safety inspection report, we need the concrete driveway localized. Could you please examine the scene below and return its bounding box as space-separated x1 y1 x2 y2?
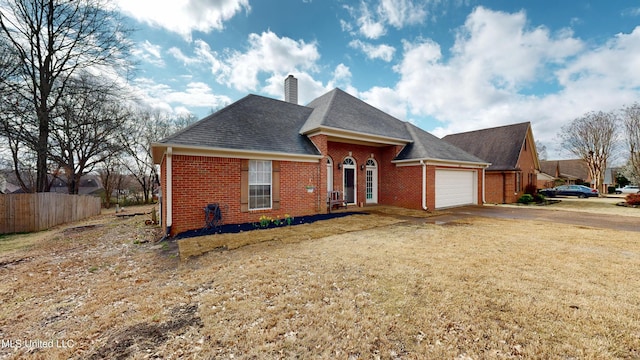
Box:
436 197 640 232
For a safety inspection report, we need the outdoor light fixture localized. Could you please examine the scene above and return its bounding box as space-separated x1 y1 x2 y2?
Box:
360 165 365 171
337 163 342 169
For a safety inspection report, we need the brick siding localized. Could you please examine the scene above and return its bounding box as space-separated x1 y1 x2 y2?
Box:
160 141 486 236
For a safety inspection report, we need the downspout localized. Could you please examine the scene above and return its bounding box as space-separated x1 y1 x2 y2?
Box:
420 160 428 211
165 147 173 237
482 167 486 204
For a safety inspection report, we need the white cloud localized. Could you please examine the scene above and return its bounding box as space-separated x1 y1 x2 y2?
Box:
361 86 407 120
348 40 396 62
131 78 231 114
132 40 165 67
343 0 429 39
168 40 225 75
452 7 583 89
220 31 320 92
391 7 588 131
357 7 640 158
377 0 427 28
115 0 250 40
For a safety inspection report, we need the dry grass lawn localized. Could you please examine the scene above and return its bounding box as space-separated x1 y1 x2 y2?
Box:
0 205 639 359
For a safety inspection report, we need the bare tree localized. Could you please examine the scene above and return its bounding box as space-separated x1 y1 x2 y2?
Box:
119 109 197 203
0 0 132 192
48 75 129 194
622 103 640 184
535 141 548 161
560 111 619 191
97 156 126 208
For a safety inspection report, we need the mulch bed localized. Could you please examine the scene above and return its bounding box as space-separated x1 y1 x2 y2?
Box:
174 211 365 240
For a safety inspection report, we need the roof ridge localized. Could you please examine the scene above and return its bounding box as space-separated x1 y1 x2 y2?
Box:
445 121 531 137
404 122 426 153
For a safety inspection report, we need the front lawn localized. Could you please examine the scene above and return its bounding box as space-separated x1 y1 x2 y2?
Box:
0 209 638 359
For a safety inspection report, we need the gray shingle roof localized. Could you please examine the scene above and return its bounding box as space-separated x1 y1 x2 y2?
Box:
395 122 487 163
301 88 412 141
442 122 531 171
540 159 589 180
154 88 489 166
156 94 321 156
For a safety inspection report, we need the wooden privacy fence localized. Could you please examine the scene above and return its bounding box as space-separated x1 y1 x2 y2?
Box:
0 193 102 234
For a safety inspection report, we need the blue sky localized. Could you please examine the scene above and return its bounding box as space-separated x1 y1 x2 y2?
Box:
115 0 640 160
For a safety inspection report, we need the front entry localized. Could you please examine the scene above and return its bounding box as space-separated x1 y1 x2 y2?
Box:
343 157 356 204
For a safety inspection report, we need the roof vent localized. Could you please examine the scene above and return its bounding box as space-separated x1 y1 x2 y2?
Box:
284 75 298 104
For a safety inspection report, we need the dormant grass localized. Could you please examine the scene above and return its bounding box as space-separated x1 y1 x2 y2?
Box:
0 205 638 359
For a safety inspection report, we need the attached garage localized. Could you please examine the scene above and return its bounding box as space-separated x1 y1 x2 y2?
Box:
435 169 477 208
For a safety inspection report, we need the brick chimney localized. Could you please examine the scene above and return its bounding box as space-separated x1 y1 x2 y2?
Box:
284 75 298 104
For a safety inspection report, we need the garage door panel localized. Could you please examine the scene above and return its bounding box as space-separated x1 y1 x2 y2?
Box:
435 170 475 208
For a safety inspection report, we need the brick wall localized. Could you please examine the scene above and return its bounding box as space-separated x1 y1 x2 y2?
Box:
162 155 322 236
159 140 487 235
484 131 539 204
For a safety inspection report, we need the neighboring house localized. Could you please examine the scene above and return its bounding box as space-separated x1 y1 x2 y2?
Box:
537 172 556 190
152 76 490 237
0 170 103 195
538 160 616 193
442 122 540 204
49 175 103 195
538 159 590 187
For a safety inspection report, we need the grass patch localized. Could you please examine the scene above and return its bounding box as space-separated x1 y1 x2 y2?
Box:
0 230 52 254
177 213 402 259
1 206 639 358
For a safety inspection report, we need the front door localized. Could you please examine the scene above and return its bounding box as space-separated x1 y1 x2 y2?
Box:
344 168 355 204
342 157 356 204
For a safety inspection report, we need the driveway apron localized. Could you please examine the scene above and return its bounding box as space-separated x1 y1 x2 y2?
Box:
431 205 640 232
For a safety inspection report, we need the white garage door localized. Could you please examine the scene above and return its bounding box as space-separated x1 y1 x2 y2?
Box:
435 170 476 208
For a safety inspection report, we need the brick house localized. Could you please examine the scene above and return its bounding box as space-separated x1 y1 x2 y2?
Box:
151 76 489 236
537 159 615 193
442 122 540 204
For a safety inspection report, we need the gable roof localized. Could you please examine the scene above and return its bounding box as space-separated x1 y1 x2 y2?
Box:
301 88 412 142
442 122 533 171
152 95 321 161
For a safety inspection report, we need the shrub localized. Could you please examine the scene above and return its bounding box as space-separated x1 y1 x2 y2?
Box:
626 194 640 206
517 194 534 204
533 193 546 203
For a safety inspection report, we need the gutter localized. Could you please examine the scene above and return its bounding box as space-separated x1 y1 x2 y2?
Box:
482 167 486 204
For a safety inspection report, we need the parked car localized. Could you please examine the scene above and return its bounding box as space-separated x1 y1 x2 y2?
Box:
539 185 599 198
614 185 640 194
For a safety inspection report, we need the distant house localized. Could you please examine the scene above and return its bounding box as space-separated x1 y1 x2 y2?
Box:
442 122 541 204
49 175 103 195
538 159 589 187
539 160 617 193
151 75 490 237
0 170 103 195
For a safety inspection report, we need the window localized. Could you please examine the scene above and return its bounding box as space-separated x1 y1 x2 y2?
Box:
249 160 272 210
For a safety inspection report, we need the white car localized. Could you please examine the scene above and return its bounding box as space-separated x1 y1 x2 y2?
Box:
615 185 640 194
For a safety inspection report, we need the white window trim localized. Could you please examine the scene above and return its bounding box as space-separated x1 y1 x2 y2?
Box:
249 160 272 210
